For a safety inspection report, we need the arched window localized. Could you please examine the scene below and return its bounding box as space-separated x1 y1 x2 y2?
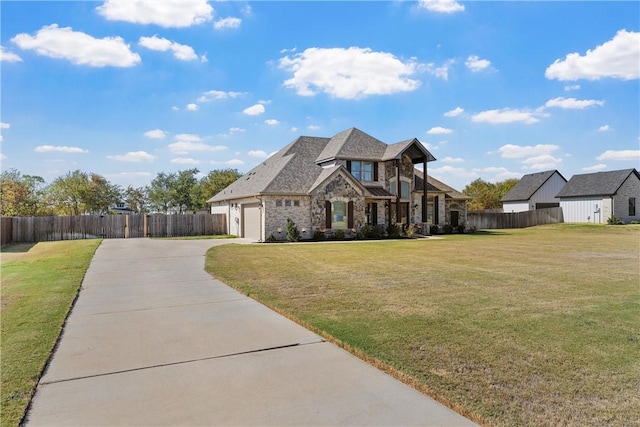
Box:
389 180 410 198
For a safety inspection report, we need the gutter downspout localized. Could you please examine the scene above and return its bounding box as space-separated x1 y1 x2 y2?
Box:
257 197 263 242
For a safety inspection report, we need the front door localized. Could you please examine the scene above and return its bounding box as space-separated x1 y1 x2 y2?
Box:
451 210 459 227
390 202 409 225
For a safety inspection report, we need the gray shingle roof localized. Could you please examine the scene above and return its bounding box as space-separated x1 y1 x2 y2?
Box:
315 128 388 163
383 139 436 163
208 136 329 202
556 168 640 198
501 170 565 202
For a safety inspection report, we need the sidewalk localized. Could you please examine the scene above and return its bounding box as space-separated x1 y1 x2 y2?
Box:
25 238 476 426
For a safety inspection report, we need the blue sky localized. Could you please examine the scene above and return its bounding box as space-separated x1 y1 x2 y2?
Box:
1 0 639 191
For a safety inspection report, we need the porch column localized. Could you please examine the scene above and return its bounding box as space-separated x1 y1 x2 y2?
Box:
395 159 401 224
422 159 427 222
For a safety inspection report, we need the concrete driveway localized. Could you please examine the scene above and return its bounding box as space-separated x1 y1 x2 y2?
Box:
24 238 476 426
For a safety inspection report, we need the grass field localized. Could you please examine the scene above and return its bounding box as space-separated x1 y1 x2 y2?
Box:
205 224 640 426
1 240 101 427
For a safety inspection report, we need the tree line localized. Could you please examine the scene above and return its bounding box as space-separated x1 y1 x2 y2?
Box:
462 178 519 211
0 168 242 217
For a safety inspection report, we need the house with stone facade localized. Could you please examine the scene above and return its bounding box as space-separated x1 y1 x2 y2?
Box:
208 128 470 241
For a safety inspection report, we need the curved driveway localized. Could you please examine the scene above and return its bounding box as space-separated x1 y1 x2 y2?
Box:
25 238 476 426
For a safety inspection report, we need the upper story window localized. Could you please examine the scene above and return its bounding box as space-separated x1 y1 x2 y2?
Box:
389 180 410 198
348 161 376 182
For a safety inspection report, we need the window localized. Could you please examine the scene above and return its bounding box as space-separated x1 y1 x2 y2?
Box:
294 200 300 207
331 201 347 229
630 197 636 216
389 180 410 198
349 161 374 182
275 200 282 207
285 200 292 207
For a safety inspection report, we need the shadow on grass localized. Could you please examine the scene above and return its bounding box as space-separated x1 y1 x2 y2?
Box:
465 230 513 236
0 243 37 253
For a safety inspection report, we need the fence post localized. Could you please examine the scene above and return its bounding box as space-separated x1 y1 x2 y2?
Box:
125 215 130 239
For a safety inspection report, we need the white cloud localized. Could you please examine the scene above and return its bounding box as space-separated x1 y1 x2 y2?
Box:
174 133 202 142
144 129 167 139
281 47 297 54
198 90 245 102
226 159 244 166
440 156 464 163
34 145 88 154
243 104 265 116
0 122 10 129
596 150 640 161
472 108 542 124
425 59 455 80
248 150 268 158
229 127 245 133
186 103 199 111
444 107 464 117
168 141 227 154
96 0 213 28
172 106 179 111
213 17 242 30
279 47 421 99
545 29 640 81
564 84 581 91
0 153 6 161
465 55 491 72
582 164 608 171
138 35 198 61
107 151 156 162
418 0 465 13
598 125 612 132
522 154 563 170
426 126 453 135
171 157 201 165
11 24 140 67
265 119 280 126
498 144 560 159
1 46 22 62
429 166 478 178
472 166 522 181
544 97 604 109
290 127 299 132
307 125 320 130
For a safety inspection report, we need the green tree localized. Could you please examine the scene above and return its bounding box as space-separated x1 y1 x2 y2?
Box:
123 186 148 213
173 168 200 213
45 170 121 215
463 178 519 211
198 169 242 208
146 172 177 213
0 169 47 216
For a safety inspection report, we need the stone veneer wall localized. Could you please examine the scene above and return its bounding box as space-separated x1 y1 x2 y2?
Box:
310 172 365 232
614 174 640 223
262 195 313 240
384 155 415 192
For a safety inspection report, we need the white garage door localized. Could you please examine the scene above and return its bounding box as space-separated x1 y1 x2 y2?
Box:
242 204 261 241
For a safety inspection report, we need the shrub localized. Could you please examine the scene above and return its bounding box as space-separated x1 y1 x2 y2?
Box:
456 223 466 233
430 224 439 235
607 216 624 225
334 229 346 240
443 224 454 234
312 230 325 241
387 224 400 237
265 233 276 243
631 220 640 225
406 225 416 238
286 218 301 241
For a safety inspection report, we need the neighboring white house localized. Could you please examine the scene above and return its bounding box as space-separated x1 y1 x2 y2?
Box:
501 170 567 213
556 168 640 224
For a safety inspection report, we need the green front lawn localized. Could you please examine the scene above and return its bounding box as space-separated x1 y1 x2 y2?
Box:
205 224 640 426
1 240 101 427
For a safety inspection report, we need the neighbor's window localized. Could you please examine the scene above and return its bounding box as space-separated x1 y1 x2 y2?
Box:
285 200 292 207
350 161 374 182
294 200 300 207
275 200 282 207
630 197 636 216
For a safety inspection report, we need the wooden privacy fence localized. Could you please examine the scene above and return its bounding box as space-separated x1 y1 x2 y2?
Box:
467 207 564 229
2 213 227 244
